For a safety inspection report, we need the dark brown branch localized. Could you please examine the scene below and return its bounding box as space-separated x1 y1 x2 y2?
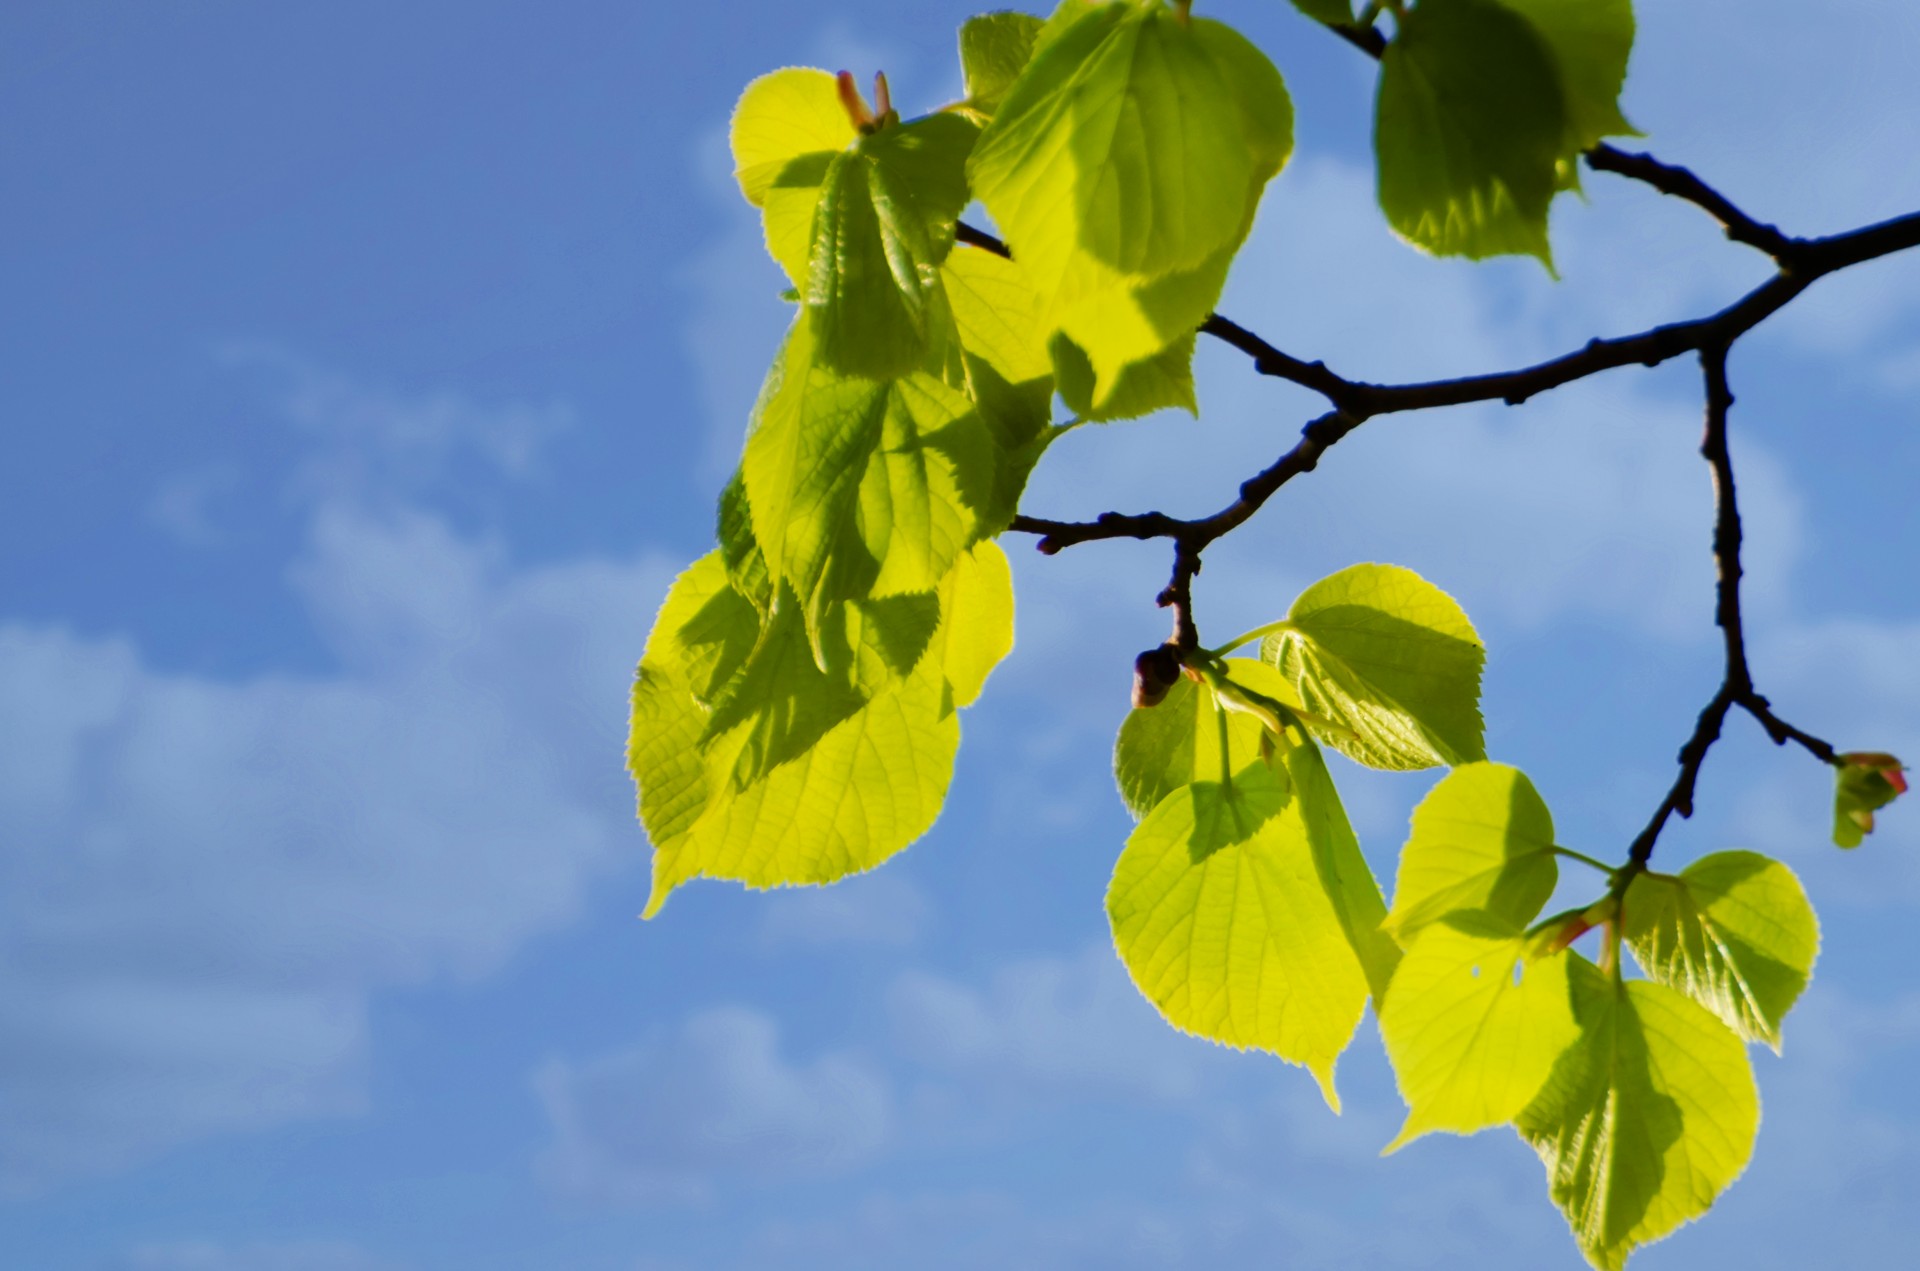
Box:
963 207 1920 422
1624 348 1837 869
1003 207 1920 554
1585 144 1799 260
1009 410 1359 556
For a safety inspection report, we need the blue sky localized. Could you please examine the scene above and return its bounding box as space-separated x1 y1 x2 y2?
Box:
3 2 1919 1268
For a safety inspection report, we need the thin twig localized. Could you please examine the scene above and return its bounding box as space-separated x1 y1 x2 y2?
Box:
1624 348 1837 869
1001 209 1920 553
1585 144 1801 261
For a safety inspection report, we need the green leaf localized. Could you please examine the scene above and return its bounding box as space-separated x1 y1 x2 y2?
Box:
806 114 978 381
970 5 1291 398
1108 735 1387 1108
741 317 1028 658
1834 751 1908 847
972 4 1254 281
1623 850 1820 1051
1375 0 1568 265
1384 762 1559 941
1289 1 1355 26
1518 963 1759 1271
1050 330 1197 420
730 67 857 207
632 543 1016 917
1291 731 1403 1001
1380 912 1580 1151
1494 0 1638 154
960 12 1045 115
1113 658 1301 820
1261 562 1486 771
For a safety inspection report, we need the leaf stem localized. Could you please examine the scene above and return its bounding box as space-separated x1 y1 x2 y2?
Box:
1552 845 1619 876
1205 619 1293 659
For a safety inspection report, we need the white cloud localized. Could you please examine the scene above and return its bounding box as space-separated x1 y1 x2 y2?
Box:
0 375 669 1190
215 344 573 496
535 1006 892 1208
0 509 665 1188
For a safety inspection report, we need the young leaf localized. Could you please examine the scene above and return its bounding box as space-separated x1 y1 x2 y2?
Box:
1517 963 1760 1271
1375 0 1568 264
1051 330 1199 420
1108 742 1381 1108
742 318 1031 658
972 3 1255 282
1833 751 1908 847
806 114 978 381
1384 762 1559 942
971 4 1291 404
1113 659 1302 820
960 12 1045 116
1261 562 1486 771
632 543 1015 917
730 67 857 208
1379 911 1580 1151
1623 850 1819 1051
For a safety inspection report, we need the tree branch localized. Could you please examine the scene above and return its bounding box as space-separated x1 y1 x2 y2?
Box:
1002 207 1920 553
1584 144 1800 260
1624 347 1837 870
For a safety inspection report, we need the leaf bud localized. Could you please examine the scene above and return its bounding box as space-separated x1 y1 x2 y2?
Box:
1131 644 1184 709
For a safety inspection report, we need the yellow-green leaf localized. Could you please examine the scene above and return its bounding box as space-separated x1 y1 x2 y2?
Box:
1623 850 1819 1051
971 4 1290 406
1517 961 1759 1271
741 317 1019 657
1262 562 1486 771
1385 762 1558 941
960 12 1045 116
730 67 856 208
632 543 1016 917
1113 659 1301 820
806 113 978 381
1380 912 1580 1151
1108 745 1373 1108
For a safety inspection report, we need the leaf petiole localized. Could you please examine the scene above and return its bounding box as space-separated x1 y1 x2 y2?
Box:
1551 845 1618 876
1205 618 1294 659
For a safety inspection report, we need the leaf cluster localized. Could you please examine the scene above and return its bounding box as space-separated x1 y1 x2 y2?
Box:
627 4 1913 1266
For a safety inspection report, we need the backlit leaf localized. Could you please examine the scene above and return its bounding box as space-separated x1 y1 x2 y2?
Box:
1113 659 1301 819
1517 962 1759 1271
1375 0 1567 264
741 318 1028 658
731 67 856 207
1833 751 1908 848
960 12 1045 116
806 113 978 380
1623 850 1819 1050
1385 762 1558 941
1262 562 1486 771
971 3 1291 403
1380 911 1579 1150
632 543 1016 917
1495 0 1637 155
1108 738 1383 1107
